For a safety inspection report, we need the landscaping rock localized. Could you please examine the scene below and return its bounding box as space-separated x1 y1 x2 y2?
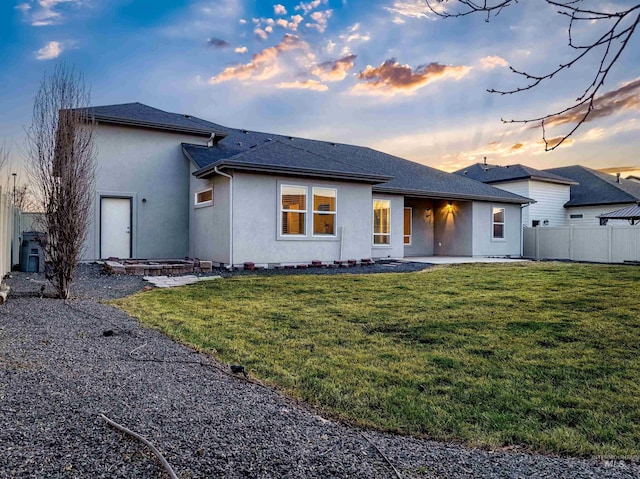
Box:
1 264 638 478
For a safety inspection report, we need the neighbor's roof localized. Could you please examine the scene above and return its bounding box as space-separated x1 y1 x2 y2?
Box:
182 126 531 204
183 140 392 184
82 102 228 138
597 203 640 219
545 165 640 207
453 163 576 185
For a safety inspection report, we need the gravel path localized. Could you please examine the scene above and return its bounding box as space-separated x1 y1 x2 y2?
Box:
1 266 639 478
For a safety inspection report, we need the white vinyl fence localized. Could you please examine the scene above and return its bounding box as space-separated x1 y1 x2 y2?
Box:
523 225 640 263
0 187 17 279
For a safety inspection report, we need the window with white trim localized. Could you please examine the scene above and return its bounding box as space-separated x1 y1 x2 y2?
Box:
492 207 505 239
373 199 391 245
403 207 412 245
281 185 307 235
195 188 213 206
313 187 336 236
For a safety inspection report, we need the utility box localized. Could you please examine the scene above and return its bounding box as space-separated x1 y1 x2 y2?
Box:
20 232 46 273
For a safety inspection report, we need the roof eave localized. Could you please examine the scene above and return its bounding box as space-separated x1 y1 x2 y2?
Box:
481 176 577 186
372 186 533 204
94 115 229 138
194 160 392 184
564 200 638 208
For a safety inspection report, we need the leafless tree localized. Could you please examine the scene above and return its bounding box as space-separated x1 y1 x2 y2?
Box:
26 63 96 299
14 185 37 212
426 0 640 150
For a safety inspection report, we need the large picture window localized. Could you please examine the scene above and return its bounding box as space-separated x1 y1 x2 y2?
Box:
373 199 391 245
404 207 412 245
281 185 307 235
492 207 505 239
313 187 336 236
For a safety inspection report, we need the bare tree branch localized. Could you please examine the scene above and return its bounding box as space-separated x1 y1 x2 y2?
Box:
425 0 640 150
26 63 96 299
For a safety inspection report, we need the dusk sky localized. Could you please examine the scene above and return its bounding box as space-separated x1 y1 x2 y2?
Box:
1 0 639 185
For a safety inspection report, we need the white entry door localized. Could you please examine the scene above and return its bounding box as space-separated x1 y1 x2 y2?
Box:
101 197 131 259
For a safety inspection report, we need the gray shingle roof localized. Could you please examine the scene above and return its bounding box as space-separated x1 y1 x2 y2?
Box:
88 103 531 204
84 102 228 138
183 140 392 184
545 165 640 207
184 126 531 204
453 163 576 185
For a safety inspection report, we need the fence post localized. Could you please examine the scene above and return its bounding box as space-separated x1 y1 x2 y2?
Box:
569 225 574 261
607 225 613 263
535 227 540 260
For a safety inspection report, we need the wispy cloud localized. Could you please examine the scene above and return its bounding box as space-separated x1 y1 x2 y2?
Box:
311 54 357 81
543 78 640 128
480 55 508 70
351 59 471 96
208 34 310 84
18 0 83 27
384 0 441 21
206 37 230 48
36 41 63 60
235 46 248 54
276 79 328 91
339 22 370 43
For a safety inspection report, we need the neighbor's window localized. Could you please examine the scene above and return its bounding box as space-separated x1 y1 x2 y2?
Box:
281 185 307 235
195 188 213 206
492 207 505 239
404 207 412 245
373 199 391 245
313 187 336 236
570 214 583 219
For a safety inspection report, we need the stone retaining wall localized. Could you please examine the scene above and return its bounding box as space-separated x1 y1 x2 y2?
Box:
104 259 213 276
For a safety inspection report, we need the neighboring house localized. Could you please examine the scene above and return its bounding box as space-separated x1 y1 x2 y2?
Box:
84 103 530 266
453 162 576 227
545 166 640 226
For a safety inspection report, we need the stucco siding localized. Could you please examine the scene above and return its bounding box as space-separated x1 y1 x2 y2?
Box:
403 199 435 256
471 202 521 257
87 124 207 260
528 181 570 227
231 172 373 265
566 203 634 226
189 169 230 263
433 200 473 256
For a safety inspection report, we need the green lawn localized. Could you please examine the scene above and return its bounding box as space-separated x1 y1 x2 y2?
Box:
113 263 640 458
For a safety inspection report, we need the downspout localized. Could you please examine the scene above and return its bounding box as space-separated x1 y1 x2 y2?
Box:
214 167 233 269
520 202 532 258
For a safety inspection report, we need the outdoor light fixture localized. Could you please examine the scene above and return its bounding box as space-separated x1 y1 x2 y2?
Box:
424 208 431 218
446 202 454 212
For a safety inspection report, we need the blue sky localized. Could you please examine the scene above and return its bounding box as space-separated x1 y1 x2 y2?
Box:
2 0 639 182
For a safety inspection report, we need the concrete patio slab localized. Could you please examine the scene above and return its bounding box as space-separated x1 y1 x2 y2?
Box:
143 275 223 288
407 256 529 265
